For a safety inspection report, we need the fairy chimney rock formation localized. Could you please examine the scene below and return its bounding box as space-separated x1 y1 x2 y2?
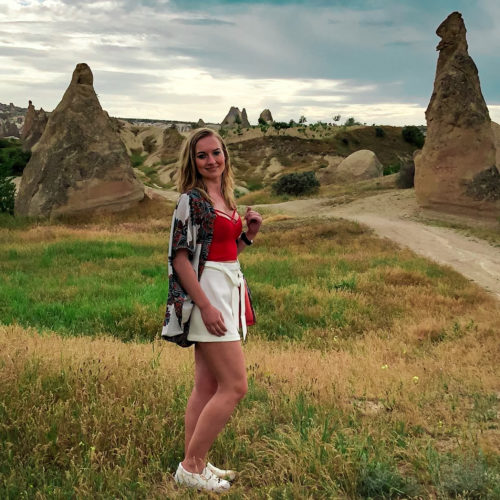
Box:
259 109 273 123
15 63 144 217
221 106 250 128
21 100 48 151
414 12 499 217
195 118 206 128
241 108 250 128
21 100 35 139
159 125 184 163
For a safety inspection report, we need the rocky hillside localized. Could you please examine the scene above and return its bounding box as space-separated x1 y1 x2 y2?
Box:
0 102 27 138
119 122 421 190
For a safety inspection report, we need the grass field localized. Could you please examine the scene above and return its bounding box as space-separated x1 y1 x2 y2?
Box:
1 199 499 498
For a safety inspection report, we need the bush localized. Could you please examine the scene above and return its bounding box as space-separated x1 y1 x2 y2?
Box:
272 121 290 133
0 173 16 214
375 127 386 138
344 117 361 126
402 126 425 148
0 138 31 176
130 152 146 168
397 159 415 188
383 163 400 176
272 171 319 196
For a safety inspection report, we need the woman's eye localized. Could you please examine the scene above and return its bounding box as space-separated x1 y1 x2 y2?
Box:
197 154 206 159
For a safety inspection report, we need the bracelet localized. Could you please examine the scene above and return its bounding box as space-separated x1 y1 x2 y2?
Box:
240 232 253 246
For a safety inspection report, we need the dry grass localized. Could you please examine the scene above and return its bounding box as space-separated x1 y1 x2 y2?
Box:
1 314 498 497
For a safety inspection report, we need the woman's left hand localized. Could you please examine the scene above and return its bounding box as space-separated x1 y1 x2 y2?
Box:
244 206 262 239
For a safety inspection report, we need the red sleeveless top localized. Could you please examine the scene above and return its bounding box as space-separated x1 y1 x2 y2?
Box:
207 208 242 261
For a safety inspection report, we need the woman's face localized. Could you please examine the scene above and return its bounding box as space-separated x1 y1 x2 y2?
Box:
194 135 226 184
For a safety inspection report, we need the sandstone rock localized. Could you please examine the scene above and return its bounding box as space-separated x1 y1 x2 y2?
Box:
414 12 499 217
334 150 383 183
195 118 206 128
20 100 35 139
21 100 48 151
159 125 184 163
0 120 20 138
221 106 250 128
259 109 273 124
316 155 345 184
241 108 250 128
235 185 249 195
15 63 144 217
492 122 500 168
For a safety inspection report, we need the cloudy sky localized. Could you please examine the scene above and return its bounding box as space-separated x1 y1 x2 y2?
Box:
1 0 499 125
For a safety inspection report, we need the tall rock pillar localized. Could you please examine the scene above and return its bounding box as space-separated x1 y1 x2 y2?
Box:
414 12 499 217
15 63 144 217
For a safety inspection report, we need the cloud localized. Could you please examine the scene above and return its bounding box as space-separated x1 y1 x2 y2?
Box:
173 17 236 26
0 0 498 125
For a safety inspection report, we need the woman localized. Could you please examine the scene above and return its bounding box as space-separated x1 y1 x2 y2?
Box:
162 128 262 493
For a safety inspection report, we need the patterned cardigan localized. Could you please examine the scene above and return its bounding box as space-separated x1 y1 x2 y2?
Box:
161 189 216 347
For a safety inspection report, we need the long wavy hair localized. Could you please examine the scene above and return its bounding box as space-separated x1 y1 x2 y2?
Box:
176 128 236 209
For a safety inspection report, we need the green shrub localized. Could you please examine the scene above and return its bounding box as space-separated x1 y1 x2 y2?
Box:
344 117 361 126
130 152 146 168
272 171 319 196
375 126 386 138
0 138 31 176
402 126 425 148
259 123 269 134
0 173 16 214
272 122 290 134
383 163 401 176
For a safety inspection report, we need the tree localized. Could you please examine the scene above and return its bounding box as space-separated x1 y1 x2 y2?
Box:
402 126 425 148
344 117 360 127
333 114 341 123
0 173 15 214
299 115 307 124
272 121 290 134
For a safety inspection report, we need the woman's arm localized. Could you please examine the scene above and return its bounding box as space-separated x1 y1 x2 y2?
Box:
172 249 227 336
237 206 262 255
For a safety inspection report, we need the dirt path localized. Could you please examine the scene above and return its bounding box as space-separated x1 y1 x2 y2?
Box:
261 190 500 299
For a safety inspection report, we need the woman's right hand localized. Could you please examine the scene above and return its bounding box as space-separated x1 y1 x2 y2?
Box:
199 304 227 336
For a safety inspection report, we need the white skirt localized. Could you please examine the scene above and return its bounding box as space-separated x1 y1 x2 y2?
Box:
187 261 247 343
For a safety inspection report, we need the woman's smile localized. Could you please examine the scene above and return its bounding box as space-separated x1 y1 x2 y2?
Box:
195 135 226 183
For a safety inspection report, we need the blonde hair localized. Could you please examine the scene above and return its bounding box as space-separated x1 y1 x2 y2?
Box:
176 128 236 209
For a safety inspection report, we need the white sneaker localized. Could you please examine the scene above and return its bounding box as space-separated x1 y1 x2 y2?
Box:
174 462 231 493
207 462 237 481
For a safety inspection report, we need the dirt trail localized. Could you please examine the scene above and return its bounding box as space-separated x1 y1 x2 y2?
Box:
262 190 500 299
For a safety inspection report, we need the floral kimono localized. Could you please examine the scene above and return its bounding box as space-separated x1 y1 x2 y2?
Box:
162 189 216 347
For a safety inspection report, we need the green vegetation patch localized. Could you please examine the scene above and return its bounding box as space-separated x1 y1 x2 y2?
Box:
0 236 168 341
0 138 31 176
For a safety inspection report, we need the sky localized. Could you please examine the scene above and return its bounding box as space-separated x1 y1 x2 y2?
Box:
1 0 499 126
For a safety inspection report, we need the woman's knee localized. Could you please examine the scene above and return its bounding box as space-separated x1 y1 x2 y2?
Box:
227 377 248 402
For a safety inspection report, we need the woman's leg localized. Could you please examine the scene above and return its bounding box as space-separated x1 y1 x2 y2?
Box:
184 344 218 454
182 341 247 473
